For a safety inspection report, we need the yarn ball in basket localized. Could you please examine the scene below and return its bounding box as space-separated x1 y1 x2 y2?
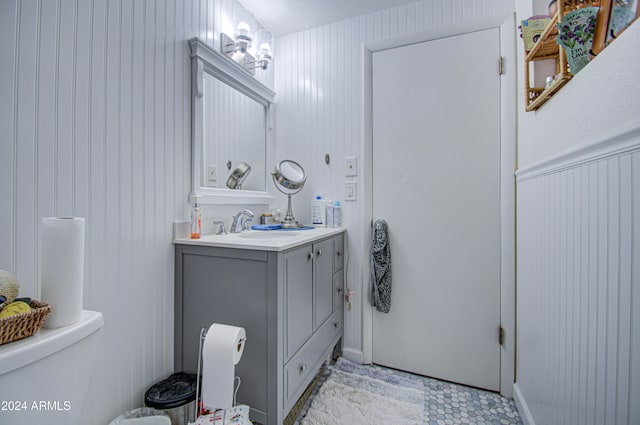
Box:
0 270 20 305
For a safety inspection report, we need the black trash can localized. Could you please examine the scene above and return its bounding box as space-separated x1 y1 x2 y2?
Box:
145 372 197 425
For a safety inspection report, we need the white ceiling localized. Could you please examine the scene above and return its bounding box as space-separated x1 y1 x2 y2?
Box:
237 0 420 37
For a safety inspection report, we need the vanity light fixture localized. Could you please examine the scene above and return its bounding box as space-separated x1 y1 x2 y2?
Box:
221 25 274 75
254 30 274 71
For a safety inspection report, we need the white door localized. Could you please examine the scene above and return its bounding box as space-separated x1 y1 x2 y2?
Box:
372 28 501 391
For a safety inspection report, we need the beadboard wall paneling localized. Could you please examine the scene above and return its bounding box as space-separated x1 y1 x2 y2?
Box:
274 0 515 358
515 130 640 425
0 1 272 423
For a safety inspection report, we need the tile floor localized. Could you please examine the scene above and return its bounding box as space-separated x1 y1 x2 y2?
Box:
295 361 522 425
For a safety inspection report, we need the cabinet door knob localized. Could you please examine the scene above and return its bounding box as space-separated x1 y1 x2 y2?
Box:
336 251 342 257
307 252 314 261
317 249 322 257
337 287 343 294
299 364 307 374
334 322 340 329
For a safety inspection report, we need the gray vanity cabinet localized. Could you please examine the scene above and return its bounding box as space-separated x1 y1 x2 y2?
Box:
313 239 335 330
174 232 344 425
284 246 314 359
284 238 335 360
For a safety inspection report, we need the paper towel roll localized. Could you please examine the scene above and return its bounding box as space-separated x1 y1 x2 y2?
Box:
40 217 85 328
201 323 246 412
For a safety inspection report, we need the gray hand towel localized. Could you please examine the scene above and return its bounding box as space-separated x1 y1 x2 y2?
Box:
370 219 392 313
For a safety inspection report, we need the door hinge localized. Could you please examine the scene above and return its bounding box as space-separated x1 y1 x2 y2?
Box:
499 326 504 345
498 56 505 75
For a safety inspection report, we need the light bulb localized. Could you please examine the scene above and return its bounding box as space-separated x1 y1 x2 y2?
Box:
235 22 252 54
236 22 250 37
259 43 272 56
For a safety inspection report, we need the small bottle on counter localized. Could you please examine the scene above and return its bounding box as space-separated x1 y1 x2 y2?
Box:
326 200 334 228
332 201 342 227
312 196 326 226
190 195 201 239
260 213 273 225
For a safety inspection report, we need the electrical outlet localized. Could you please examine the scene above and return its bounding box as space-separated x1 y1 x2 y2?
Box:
345 156 358 177
207 164 217 182
345 181 357 201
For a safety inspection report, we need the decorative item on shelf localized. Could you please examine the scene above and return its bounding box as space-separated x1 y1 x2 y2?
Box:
0 300 52 345
557 6 600 74
0 269 20 308
549 0 559 17
221 18 274 75
520 16 552 52
545 75 555 89
606 0 640 43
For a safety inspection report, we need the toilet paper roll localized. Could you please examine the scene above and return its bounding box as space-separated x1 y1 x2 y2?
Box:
201 323 246 412
40 217 85 328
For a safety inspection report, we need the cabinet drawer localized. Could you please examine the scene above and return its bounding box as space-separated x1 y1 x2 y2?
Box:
333 234 344 273
284 310 343 405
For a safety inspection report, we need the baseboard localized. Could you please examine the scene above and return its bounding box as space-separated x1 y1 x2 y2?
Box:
341 348 364 364
513 383 535 425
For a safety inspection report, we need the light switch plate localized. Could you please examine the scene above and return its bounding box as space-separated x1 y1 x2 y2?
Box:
345 156 358 177
345 181 357 201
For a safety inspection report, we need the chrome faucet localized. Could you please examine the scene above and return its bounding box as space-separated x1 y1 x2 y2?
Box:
231 209 255 233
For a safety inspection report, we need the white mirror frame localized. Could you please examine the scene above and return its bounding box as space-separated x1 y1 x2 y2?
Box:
189 37 276 204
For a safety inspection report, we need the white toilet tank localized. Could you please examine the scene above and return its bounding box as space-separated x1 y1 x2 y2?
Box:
0 310 103 425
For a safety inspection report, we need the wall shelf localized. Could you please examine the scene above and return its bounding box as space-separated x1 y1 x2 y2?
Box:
524 11 572 112
524 0 607 112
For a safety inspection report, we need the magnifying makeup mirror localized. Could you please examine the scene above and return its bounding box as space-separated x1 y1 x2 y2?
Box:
272 160 307 228
226 162 252 189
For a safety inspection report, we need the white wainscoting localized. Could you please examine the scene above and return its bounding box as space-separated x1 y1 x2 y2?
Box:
274 0 515 362
515 125 640 425
0 1 271 423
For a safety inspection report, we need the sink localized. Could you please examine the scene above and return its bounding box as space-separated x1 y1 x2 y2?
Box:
238 231 300 240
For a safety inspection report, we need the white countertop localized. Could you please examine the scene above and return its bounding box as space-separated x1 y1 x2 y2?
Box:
174 227 345 251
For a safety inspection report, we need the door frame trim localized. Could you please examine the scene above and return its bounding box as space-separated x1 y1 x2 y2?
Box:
360 13 517 397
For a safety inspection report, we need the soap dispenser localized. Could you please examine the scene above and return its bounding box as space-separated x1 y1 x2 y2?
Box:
190 195 201 239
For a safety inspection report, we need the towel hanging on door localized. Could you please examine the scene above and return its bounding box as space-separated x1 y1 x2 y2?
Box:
370 219 392 313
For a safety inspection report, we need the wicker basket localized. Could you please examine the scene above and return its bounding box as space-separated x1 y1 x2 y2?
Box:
0 300 52 345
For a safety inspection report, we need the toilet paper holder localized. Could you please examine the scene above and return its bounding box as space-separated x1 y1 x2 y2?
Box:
194 325 247 422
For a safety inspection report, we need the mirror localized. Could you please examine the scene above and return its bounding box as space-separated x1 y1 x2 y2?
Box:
272 160 307 228
189 37 275 204
203 75 265 191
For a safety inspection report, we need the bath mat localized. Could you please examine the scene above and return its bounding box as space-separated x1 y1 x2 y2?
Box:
300 358 425 425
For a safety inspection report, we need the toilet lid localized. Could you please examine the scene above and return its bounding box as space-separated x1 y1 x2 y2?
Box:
145 372 197 410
